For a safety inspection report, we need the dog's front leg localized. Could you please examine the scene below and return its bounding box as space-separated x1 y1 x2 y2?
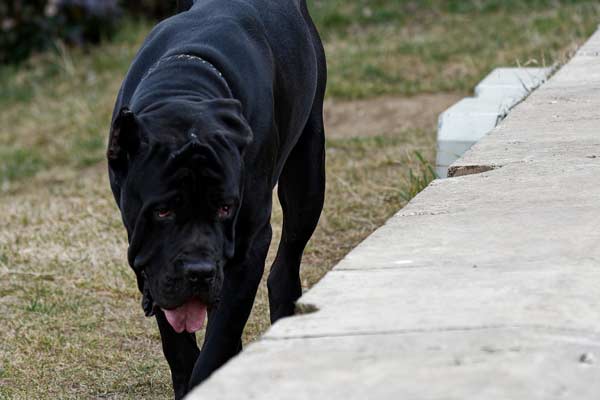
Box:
188 225 272 388
156 309 201 400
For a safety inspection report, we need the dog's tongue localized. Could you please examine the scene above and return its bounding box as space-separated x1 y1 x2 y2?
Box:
162 298 207 333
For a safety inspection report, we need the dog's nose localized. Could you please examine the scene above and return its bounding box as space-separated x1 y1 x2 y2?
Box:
183 262 216 283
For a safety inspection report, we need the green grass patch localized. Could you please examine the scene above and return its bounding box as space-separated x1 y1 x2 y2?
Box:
0 147 45 186
399 151 438 202
72 135 106 167
309 0 600 98
0 20 149 106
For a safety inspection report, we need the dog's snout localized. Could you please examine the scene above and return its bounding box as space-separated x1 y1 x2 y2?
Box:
183 261 216 283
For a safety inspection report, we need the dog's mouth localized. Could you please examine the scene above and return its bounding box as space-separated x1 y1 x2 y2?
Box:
161 297 207 333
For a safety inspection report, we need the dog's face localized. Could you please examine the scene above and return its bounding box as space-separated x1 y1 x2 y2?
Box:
107 99 252 331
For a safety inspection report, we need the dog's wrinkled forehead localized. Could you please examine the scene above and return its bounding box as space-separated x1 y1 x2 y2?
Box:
124 134 239 205
130 140 175 181
108 97 252 218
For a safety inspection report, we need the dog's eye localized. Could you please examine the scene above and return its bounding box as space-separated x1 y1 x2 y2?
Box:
155 208 174 220
216 205 233 220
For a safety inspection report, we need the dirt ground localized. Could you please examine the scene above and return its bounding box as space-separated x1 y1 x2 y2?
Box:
324 93 461 138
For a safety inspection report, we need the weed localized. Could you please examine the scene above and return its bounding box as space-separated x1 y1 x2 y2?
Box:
25 286 56 315
399 151 438 202
0 249 7 265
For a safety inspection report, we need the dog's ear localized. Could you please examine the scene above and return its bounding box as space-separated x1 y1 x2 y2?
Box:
107 107 145 204
200 98 253 154
107 107 143 173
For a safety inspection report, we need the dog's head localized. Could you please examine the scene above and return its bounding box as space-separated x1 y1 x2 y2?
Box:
107 98 252 332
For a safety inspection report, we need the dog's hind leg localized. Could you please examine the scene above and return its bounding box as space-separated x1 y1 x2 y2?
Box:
267 4 328 323
268 105 326 323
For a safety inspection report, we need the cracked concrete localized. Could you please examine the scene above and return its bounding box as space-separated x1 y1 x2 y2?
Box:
447 163 500 177
186 29 600 399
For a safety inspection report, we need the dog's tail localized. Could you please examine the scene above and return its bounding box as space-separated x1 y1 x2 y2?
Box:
177 0 196 13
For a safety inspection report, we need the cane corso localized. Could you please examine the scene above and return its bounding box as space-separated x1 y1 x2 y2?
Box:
107 0 326 397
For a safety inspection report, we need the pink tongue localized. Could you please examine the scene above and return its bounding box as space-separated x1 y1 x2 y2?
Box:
162 298 207 333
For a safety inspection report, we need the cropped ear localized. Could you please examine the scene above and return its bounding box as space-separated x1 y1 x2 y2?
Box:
107 107 142 173
107 107 145 206
198 98 253 154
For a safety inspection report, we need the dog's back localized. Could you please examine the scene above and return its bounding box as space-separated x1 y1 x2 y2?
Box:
120 0 318 96
116 0 323 168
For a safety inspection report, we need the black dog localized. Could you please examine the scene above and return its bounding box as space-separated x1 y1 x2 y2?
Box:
106 0 326 398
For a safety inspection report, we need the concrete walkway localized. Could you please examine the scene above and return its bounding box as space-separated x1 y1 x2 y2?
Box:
187 29 600 399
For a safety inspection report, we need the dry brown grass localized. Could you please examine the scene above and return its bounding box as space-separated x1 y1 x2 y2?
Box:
0 18 439 398
0 129 434 398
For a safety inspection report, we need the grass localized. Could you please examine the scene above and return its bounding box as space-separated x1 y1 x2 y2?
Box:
0 131 434 399
312 0 600 98
399 151 438 202
0 148 45 188
0 0 598 398
0 21 150 191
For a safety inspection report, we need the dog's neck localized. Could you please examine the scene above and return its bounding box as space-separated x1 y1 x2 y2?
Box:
129 53 234 143
131 53 233 111
142 54 231 95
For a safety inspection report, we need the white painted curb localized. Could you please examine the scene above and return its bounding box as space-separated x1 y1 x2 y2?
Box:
436 67 551 178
